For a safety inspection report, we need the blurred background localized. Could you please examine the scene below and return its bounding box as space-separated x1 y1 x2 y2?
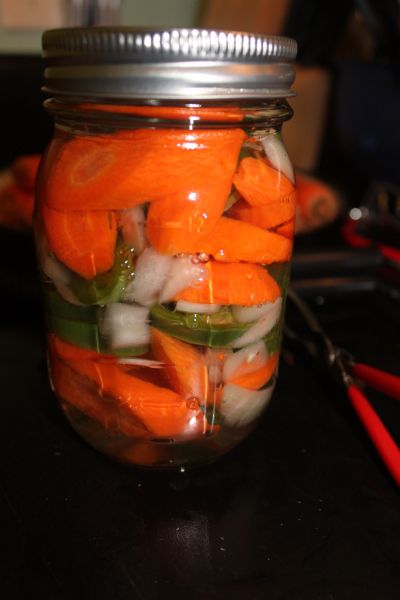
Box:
0 0 399 249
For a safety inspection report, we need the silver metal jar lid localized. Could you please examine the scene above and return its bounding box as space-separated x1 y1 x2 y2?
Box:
42 27 297 100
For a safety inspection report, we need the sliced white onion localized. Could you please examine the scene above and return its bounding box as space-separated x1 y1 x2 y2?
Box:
175 300 220 314
122 247 173 306
118 358 164 368
101 303 150 348
159 255 207 303
223 341 268 383
38 236 81 305
40 249 69 282
221 383 275 427
120 205 147 253
261 133 295 184
230 297 282 348
232 296 282 324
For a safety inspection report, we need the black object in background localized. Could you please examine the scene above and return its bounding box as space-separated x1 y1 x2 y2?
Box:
284 0 400 65
283 0 353 65
0 55 52 168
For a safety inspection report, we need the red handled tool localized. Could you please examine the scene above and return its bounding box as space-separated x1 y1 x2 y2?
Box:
285 288 400 486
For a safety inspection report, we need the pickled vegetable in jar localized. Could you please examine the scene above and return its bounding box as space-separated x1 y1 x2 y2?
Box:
36 28 297 468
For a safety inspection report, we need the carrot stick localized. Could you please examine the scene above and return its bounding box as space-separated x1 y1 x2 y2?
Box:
230 353 278 389
151 328 208 402
0 183 34 229
148 214 291 263
229 193 296 229
78 103 244 122
45 129 244 213
50 335 114 362
273 218 295 239
203 217 292 264
175 261 281 305
41 203 117 279
51 336 204 438
233 157 295 207
51 354 150 439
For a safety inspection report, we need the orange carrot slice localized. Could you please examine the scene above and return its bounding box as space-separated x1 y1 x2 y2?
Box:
51 354 150 439
45 129 244 213
203 217 292 263
151 328 208 402
229 192 296 229
51 336 204 438
273 218 295 239
41 203 117 279
175 261 281 306
137 128 245 246
79 103 244 122
230 353 278 389
233 157 295 207
50 335 114 362
148 214 292 262
11 154 41 191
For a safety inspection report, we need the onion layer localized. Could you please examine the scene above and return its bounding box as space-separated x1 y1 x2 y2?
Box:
230 298 282 348
101 303 150 348
221 383 275 427
261 133 295 184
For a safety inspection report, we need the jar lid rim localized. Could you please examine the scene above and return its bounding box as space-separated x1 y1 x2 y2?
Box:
42 27 297 99
42 27 297 63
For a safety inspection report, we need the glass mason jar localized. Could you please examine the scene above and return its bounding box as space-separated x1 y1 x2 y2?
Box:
36 28 297 468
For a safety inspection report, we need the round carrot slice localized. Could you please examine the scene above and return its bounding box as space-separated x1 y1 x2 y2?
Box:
41 203 117 279
175 261 281 306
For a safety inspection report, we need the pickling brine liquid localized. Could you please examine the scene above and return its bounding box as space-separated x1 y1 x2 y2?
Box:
36 102 295 468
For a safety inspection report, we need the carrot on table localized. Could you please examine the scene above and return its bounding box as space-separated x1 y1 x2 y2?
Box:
151 328 208 402
295 172 340 234
51 336 204 438
175 261 281 306
0 183 34 229
45 129 244 214
41 203 117 279
233 157 295 207
11 154 41 191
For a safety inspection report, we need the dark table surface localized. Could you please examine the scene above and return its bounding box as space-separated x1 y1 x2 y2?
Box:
1 229 400 600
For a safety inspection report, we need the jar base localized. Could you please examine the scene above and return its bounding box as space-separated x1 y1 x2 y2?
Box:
59 399 252 470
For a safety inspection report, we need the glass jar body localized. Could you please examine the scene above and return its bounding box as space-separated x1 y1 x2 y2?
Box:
35 100 296 468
